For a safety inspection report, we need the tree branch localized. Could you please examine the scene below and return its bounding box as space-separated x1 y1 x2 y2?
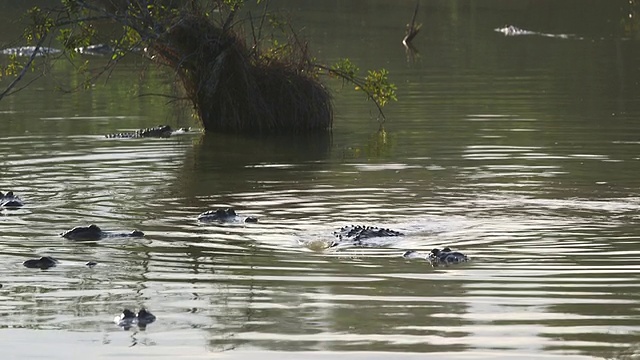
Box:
0 35 49 102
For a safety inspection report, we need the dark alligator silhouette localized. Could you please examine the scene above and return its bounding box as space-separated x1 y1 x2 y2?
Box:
403 247 469 267
0 191 23 209
330 225 404 248
197 208 258 223
23 256 59 269
104 125 192 139
61 224 144 241
23 256 97 269
428 247 469 266
114 308 156 330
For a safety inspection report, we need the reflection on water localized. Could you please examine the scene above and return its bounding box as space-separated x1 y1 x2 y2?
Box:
1 0 640 359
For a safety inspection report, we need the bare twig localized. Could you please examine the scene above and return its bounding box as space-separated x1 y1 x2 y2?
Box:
402 0 421 45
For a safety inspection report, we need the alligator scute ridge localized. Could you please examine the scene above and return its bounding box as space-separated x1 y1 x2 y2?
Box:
105 125 174 138
330 225 404 248
494 25 578 39
1 44 136 57
104 125 194 139
494 25 537 36
0 46 61 57
75 44 113 56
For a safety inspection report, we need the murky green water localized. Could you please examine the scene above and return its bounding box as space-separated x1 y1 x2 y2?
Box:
1 1 640 359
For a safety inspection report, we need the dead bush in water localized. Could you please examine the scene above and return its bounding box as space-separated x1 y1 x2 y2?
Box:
149 6 333 133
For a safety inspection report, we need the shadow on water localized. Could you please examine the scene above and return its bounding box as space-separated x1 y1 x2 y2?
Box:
176 131 333 199
192 131 333 166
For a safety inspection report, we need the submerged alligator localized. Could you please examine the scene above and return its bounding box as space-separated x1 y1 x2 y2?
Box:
75 44 113 56
328 225 469 266
61 224 144 241
0 191 24 209
104 125 192 139
494 25 537 36
494 25 579 39
330 225 404 248
1 44 126 57
23 256 97 269
403 247 470 267
0 46 62 57
114 308 156 330
197 208 258 223
23 256 58 269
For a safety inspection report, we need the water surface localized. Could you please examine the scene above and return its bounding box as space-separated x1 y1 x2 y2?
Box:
1 1 640 359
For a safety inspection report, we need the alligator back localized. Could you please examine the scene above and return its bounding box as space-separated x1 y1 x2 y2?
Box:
331 225 403 247
105 125 173 139
61 224 144 240
23 256 58 269
1 46 61 57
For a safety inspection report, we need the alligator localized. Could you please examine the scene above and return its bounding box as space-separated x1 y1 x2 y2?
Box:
0 191 24 209
1 44 140 57
104 125 174 138
61 224 144 241
0 46 61 57
104 125 194 139
114 308 156 330
330 225 404 248
22 256 97 269
23 256 58 269
197 208 258 223
494 25 578 39
428 247 469 266
403 247 469 267
74 44 113 56
327 226 469 265
494 25 537 36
